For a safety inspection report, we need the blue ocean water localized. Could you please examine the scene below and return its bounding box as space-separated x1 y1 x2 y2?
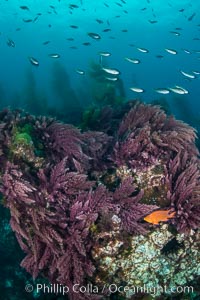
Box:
0 0 200 120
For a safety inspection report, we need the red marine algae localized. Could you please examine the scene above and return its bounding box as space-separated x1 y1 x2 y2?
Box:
0 102 200 299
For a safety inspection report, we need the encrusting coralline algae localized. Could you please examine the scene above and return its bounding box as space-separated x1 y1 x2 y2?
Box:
92 221 200 298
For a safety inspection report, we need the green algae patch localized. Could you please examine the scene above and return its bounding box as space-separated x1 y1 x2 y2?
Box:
14 132 33 145
8 124 44 168
13 124 33 144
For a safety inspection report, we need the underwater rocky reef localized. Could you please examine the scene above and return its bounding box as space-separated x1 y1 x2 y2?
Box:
0 101 200 300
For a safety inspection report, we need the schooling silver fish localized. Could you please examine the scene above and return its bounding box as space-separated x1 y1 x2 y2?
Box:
88 32 101 39
130 87 144 93
137 47 149 53
180 70 196 79
28 56 39 66
169 86 188 94
154 88 170 94
102 67 120 75
125 57 140 64
165 48 178 55
7 38 15 47
105 77 118 81
75 69 85 75
99 51 111 57
48 53 60 58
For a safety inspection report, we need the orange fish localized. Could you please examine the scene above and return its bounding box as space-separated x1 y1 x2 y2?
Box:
144 209 176 225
